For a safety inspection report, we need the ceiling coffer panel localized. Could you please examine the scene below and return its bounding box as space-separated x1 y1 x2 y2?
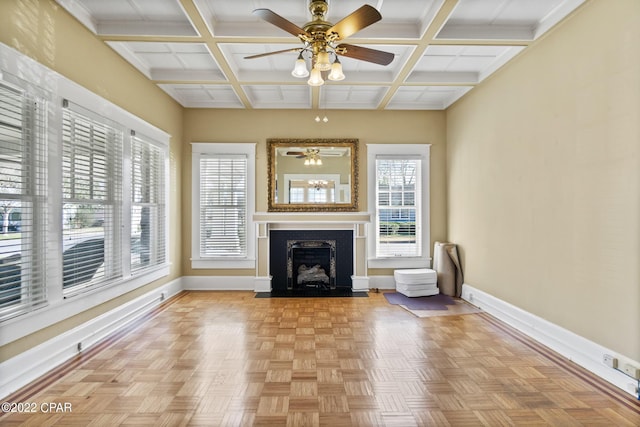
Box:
56 0 586 109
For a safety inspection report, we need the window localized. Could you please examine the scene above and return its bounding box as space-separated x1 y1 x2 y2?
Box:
289 179 335 203
367 144 430 268
200 156 246 257
62 101 123 295
0 43 171 343
192 143 255 269
0 81 48 320
131 133 167 273
376 158 420 257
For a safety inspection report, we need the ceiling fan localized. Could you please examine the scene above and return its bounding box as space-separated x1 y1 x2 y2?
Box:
285 148 346 157
286 148 324 165
245 0 394 86
287 149 319 158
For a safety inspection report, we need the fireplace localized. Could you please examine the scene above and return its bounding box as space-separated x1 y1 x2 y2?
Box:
270 230 353 291
288 240 336 290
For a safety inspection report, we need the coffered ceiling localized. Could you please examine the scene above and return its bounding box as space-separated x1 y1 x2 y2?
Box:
56 0 585 110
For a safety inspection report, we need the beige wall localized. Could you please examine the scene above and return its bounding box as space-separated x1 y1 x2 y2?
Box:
182 109 447 277
9 0 631 379
0 0 183 361
447 0 640 360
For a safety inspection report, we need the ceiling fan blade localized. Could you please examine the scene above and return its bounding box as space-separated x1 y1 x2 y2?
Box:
337 44 394 65
244 48 301 59
326 5 382 40
253 8 310 38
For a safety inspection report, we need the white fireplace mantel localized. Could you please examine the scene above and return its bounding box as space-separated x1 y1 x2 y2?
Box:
252 212 371 226
252 212 371 292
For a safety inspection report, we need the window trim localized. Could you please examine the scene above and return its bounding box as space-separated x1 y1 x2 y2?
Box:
0 42 171 345
130 131 169 275
0 80 48 319
367 144 431 269
61 100 125 297
191 142 256 269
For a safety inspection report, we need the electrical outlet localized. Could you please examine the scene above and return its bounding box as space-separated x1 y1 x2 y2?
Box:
622 363 640 380
603 354 618 368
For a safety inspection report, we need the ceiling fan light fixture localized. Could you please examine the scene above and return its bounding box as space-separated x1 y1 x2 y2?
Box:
249 2 394 87
308 68 324 86
328 57 345 81
315 51 331 71
291 53 309 78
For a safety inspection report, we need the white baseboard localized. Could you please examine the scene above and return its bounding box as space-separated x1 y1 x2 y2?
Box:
5 279 636 400
461 283 640 398
368 275 396 290
254 276 272 292
351 276 369 292
0 278 183 399
181 275 256 291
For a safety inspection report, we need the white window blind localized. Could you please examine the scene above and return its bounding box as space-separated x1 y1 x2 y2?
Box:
375 157 422 257
62 101 123 295
199 155 247 258
131 133 166 273
0 82 48 320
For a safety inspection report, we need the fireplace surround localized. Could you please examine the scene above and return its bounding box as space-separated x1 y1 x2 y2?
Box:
287 239 336 290
252 212 371 293
270 229 353 291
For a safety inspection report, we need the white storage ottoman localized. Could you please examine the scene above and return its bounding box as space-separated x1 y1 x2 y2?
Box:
394 268 439 297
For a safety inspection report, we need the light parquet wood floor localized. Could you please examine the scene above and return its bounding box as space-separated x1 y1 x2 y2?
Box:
2 291 639 426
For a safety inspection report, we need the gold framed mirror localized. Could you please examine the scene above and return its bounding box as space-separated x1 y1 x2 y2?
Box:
267 138 358 212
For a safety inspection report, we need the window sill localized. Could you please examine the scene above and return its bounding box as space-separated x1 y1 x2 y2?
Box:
191 258 256 269
0 264 171 346
367 257 432 269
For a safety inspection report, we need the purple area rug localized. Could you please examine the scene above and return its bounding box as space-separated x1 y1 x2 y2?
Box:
383 292 456 310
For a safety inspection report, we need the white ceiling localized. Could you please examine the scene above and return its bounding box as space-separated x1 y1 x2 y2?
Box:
56 0 585 110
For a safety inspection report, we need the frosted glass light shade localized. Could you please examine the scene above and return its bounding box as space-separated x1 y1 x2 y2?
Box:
328 60 345 81
315 51 331 71
291 57 309 78
307 68 324 86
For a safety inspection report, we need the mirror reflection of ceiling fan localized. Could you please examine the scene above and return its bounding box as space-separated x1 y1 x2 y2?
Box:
245 0 394 85
285 148 347 158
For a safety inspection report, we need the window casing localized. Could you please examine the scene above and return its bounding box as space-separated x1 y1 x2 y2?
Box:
131 133 166 274
367 144 430 269
0 43 171 340
0 82 47 320
376 158 421 258
62 102 123 295
191 143 255 269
